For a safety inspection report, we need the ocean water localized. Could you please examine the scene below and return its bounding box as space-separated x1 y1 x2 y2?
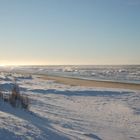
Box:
1 65 140 84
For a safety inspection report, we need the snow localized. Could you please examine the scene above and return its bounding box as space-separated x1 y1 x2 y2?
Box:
0 72 140 140
2 65 140 84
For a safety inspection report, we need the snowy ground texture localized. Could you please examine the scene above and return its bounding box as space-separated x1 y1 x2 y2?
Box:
1 65 140 84
0 74 140 140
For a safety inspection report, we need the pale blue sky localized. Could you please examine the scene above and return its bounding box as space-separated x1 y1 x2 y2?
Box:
0 0 140 65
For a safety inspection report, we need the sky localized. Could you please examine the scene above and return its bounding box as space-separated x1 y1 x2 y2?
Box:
0 0 140 65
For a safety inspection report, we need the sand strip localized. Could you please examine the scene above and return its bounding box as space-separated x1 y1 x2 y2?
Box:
39 75 140 90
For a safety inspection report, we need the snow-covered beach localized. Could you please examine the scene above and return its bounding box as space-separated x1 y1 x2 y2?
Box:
0 68 140 140
1 0 140 139
39 75 140 90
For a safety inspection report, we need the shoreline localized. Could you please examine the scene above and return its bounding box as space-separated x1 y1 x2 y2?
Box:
39 75 140 90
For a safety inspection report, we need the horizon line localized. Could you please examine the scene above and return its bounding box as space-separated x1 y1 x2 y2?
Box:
0 64 140 67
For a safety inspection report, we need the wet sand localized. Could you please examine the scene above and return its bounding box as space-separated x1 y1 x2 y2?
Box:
39 75 140 90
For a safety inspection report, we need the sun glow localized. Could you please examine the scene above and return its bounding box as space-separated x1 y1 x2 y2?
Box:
0 64 6 67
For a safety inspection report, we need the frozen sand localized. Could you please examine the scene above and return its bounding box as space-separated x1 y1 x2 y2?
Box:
39 75 140 90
